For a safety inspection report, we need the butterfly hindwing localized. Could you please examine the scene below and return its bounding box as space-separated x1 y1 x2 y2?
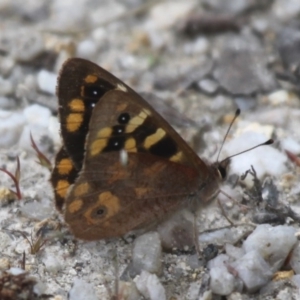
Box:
64 88 211 240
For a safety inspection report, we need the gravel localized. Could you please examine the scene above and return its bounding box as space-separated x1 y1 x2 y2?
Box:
1 0 300 299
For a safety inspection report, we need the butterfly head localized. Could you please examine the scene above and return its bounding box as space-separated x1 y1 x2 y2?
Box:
215 157 231 180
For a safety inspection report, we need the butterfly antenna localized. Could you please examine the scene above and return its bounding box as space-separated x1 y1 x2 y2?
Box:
221 139 274 163
216 109 241 162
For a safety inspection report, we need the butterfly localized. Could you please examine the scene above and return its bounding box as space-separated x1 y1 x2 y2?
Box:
51 58 231 241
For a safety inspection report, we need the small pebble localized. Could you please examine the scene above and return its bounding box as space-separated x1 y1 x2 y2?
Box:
291 274 300 288
49 0 89 31
90 2 125 27
290 242 300 274
134 270 166 300
198 78 219 94
69 278 98 300
214 47 275 95
0 57 15 76
183 37 209 55
223 131 287 187
20 199 53 221
209 266 236 295
0 96 16 110
202 0 255 14
0 258 10 270
199 228 235 245
33 279 47 296
42 254 62 274
149 1 196 29
272 0 300 22
48 116 61 147
267 90 291 106
243 224 297 272
7 267 26 275
76 39 98 59
157 210 194 252
23 104 52 128
118 281 141 300
0 109 25 147
0 77 14 96
0 232 11 253
281 137 300 154
10 30 44 62
37 70 57 95
231 250 272 293
207 254 230 270
132 232 162 275
225 244 245 261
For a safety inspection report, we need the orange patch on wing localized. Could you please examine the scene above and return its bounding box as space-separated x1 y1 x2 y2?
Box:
125 110 149 133
169 151 183 163
90 139 108 156
125 138 137 152
56 180 70 198
69 99 85 112
66 113 83 132
74 182 90 197
98 191 120 218
83 191 120 225
144 128 166 149
97 127 112 138
84 74 98 83
57 158 73 175
68 199 83 213
116 103 128 112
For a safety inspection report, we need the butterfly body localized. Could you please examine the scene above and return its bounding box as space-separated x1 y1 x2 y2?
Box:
51 58 228 240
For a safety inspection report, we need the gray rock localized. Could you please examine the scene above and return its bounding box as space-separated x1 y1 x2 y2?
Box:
69 278 98 300
202 0 259 15
157 210 194 252
214 48 275 95
231 250 272 293
0 110 25 148
134 270 166 300
277 24 300 71
290 242 300 274
132 232 162 275
198 78 219 94
243 224 297 272
209 266 237 295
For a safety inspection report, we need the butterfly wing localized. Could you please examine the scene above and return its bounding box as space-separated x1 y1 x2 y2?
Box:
64 89 216 240
51 147 77 211
57 58 128 170
53 58 123 211
53 58 211 213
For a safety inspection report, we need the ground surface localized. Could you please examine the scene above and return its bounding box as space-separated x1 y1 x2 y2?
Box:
1 1 300 299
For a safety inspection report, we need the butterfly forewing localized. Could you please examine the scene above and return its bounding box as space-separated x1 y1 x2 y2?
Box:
51 147 77 211
58 58 132 170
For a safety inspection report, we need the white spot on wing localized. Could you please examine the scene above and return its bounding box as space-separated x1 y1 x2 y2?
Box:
116 84 127 92
120 149 128 166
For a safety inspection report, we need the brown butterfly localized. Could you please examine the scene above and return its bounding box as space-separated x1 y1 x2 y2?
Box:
51 58 236 241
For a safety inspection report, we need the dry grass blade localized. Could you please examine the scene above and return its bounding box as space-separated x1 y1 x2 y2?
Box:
285 149 300 167
0 157 22 200
30 132 52 171
18 231 47 255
